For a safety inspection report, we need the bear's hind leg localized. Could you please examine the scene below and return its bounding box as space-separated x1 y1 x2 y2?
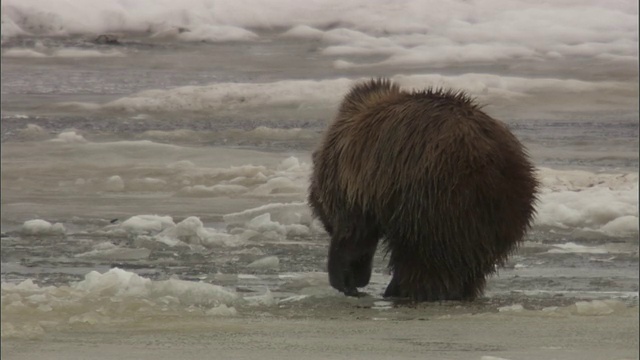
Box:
384 269 464 301
460 271 487 301
384 245 469 301
383 273 401 298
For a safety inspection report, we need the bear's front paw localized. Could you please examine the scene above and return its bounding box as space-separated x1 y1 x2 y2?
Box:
342 286 360 297
329 267 359 297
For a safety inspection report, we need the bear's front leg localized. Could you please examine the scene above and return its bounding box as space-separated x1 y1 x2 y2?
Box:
328 239 360 297
327 224 380 297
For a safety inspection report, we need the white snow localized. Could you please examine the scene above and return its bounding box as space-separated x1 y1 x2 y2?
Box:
21 219 65 236
2 0 635 81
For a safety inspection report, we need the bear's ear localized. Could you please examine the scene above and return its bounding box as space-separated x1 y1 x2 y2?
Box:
339 78 400 118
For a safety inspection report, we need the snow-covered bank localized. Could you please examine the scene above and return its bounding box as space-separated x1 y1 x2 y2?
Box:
3 0 636 69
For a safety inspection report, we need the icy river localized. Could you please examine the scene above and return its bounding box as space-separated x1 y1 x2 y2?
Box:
1 1 638 359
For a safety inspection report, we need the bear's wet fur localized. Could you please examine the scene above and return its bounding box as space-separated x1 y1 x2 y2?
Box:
309 78 538 301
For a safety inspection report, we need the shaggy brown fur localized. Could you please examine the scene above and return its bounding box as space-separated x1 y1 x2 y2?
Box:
309 78 538 301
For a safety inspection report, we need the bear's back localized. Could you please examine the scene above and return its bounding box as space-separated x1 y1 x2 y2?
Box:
332 89 527 212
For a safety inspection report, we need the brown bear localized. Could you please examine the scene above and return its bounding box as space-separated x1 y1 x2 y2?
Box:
308 78 538 301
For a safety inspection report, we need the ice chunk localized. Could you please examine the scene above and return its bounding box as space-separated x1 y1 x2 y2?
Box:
173 216 208 244
572 300 623 316
497 304 524 312
2 48 47 58
74 268 239 306
280 25 324 39
246 256 280 270
250 177 302 196
16 124 49 140
535 168 638 235
177 184 248 197
548 242 608 254
75 242 151 260
167 160 195 169
1 269 240 337
68 312 110 325
245 127 315 141
151 278 238 307
21 219 65 236
223 202 312 226
277 156 301 171
50 130 87 143
75 268 151 297
538 300 628 316
157 216 242 247
278 295 311 304
285 224 311 237
246 213 284 234
105 175 125 192
176 25 258 42
128 177 167 191
1 322 45 338
233 247 265 256
600 216 639 237
244 289 276 306
121 215 175 235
